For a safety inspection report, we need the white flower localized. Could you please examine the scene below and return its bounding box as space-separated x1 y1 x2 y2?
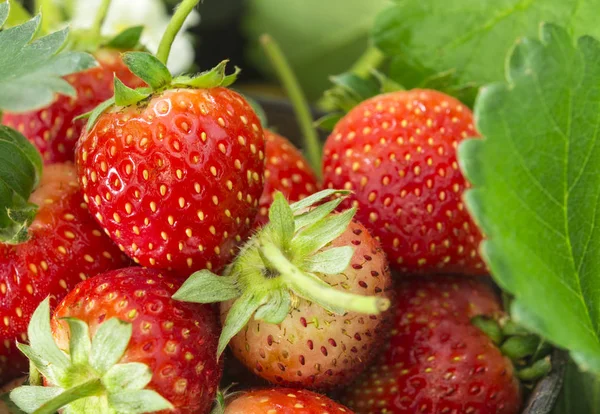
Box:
71 0 200 74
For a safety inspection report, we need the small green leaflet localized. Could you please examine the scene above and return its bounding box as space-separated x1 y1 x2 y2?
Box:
373 0 600 106
0 5 96 112
104 26 144 50
458 24 600 373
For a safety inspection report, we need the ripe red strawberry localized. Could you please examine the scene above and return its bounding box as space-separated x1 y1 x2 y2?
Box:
340 276 522 414
254 130 319 227
76 64 265 274
174 190 393 391
3 49 144 164
222 388 354 413
0 162 129 384
322 89 485 275
10 267 222 413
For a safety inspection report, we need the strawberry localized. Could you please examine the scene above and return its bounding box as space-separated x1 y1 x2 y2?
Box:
0 161 129 384
3 50 144 164
254 130 320 227
10 267 222 413
174 190 393 391
76 53 265 274
322 89 485 275
221 388 354 413
340 276 522 414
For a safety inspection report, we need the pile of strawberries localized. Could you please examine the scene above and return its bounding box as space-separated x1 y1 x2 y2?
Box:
0 1 552 414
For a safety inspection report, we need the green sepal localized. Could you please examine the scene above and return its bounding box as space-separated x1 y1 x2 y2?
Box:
113 77 150 107
292 207 356 258
104 26 144 50
90 318 132 375
173 61 241 89
255 290 291 324
304 246 354 274
172 270 240 303
9 386 63 414
82 97 115 131
289 189 350 213
108 390 174 414
268 192 295 249
61 318 91 366
102 363 152 392
26 297 70 372
33 379 104 414
122 51 172 91
294 197 343 230
501 335 541 361
218 293 266 358
471 315 503 345
210 390 226 414
15 344 58 386
517 357 552 381
314 113 343 132
0 389 27 414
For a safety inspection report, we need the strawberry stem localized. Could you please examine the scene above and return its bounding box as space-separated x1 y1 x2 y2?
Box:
259 241 389 315
33 379 104 414
90 0 112 38
260 34 322 179
156 0 200 65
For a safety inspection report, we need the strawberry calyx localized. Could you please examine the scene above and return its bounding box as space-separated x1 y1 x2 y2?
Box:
10 298 173 414
173 189 391 358
315 69 404 131
471 315 552 382
80 0 241 131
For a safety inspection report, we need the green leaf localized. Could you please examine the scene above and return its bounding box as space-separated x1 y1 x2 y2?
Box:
268 192 295 249
90 318 132 375
254 290 291 324
294 198 343 230
10 386 63 414
172 270 240 303
304 246 354 274
27 298 70 372
0 125 43 243
292 208 356 258
289 189 349 213
102 363 152 392
83 97 115 132
458 23 600 373
122 51 172 91
552 359 600 414
373 0 600 105
113 77 150 107
104 26 144 50
173 60 228 88
218 292 266 357
108 390 173 414
61 318 91 366
0 16 97 112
